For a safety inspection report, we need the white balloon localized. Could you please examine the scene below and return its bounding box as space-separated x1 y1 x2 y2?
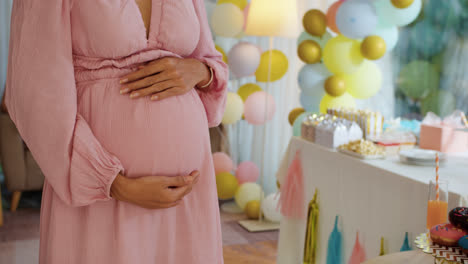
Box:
211 3 244 37
228 42 261 78
261 193 282 223
374 0 422 27
336 0 378 39
298 64 330 95
372 24 399 51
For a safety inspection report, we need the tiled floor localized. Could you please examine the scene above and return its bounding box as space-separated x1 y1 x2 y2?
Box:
0 207 278 263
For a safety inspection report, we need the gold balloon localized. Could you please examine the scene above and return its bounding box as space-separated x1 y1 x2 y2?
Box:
391 0 414 9
360 36 387 60
215 45 228 64
288 107 306 126
217 0 248 10
255 50 289 82
245 200 261 219
276 180 281 189
237 83 262 102
298 40 322 64
325 76 346 97
303 9 327 37
323 35 364 75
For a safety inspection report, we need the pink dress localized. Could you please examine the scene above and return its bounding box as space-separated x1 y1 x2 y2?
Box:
5 0 228 263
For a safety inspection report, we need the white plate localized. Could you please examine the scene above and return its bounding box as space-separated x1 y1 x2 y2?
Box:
399 149 446 162
338 148 385 160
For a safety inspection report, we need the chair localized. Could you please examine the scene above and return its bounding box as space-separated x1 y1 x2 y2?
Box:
0 93 44 226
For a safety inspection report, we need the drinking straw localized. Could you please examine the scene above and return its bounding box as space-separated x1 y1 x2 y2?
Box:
461 112 468 127
435 153 439 201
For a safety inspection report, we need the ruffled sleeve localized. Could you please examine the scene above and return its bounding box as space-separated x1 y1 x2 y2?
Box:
190 0 229 127
5 0 124 207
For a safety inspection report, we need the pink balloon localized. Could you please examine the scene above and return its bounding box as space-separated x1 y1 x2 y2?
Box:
212 152 233 174
244 91 276 125
235 161 259 184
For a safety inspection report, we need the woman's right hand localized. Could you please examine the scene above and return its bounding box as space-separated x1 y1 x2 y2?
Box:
110 171 200 209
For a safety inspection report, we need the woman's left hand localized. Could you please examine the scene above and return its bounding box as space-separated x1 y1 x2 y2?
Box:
119 57 211 101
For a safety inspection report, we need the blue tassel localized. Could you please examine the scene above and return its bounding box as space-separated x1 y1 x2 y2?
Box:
400 232 412 251
327 215 343 264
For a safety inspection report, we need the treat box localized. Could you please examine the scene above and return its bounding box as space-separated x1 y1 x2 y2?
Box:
420 124 468 153
338 148 385 160
376 142 415 156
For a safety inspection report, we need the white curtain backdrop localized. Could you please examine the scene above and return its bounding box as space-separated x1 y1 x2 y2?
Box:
206 0 394 195
0 0 13 101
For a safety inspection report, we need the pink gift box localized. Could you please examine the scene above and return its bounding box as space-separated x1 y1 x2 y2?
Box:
419 124 468 153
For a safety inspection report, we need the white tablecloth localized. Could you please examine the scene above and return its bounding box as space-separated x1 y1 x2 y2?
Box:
276 137 468 264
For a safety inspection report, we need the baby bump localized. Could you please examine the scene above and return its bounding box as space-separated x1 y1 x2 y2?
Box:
76 79 210 177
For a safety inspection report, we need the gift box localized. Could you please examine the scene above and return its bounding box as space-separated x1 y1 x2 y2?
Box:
419 111 468 153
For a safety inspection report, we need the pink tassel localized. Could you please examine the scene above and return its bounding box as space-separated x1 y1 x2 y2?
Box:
278 150 305 219
348 232 367 264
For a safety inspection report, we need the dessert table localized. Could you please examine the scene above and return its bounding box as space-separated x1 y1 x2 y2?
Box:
363 251 433 264
276 137 468 264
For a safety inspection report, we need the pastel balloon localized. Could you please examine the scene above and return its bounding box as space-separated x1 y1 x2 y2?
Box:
235 183 262 210
424 0 460 28
325 76 347 97
255 50 289 82
323 35 364 75
319 93 356 114
213 152 234 174
216 172 239 200
391 0 414 9
215 45 228 64
262 193 282 223
342 60 382 99
298 64 331 94
300 91 323 113
303 9 327 37
336 0 378 40
235 161 260 184
298 40 322 64
244 91 276 125
228 42 261 78
217 0 248 10
293 112 311 136
211 3 244 37
421 90 456 117
410 20 452 58
360 35 386 60
398 60 439 100
245 200 260 219
326 1 343 34
297 31 332 49
237 83 262 102
372 24 398 51
222 92 244 124
288 108 306 126
374 0 422 27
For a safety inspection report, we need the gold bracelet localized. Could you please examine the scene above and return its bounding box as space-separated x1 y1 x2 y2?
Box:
199 66 214 89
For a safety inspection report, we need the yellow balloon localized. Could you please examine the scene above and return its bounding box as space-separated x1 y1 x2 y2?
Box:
215 45 228 64
255 50 289 82
245 200 261 219
216 172 239 200
319 93 356 114
237 83 262 102
361 36 387 60
342 60 382 99
325 76 346 97
288 107 306 126
222 92 244 124
298 40 322 64
217 0 248 10
235 183 262 210
303 9 327 37
323 35 364 75
391 0 414 8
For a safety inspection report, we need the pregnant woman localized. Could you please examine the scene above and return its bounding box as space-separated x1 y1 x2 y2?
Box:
5 0 228 263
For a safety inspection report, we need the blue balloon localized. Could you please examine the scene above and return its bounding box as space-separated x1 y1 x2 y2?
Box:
300 91 322 113
298 64 330 95
293 112 311 137
410 20 453 58
372 24 399 51
336 0 378 39
424 0 462 28
374 0 422 27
